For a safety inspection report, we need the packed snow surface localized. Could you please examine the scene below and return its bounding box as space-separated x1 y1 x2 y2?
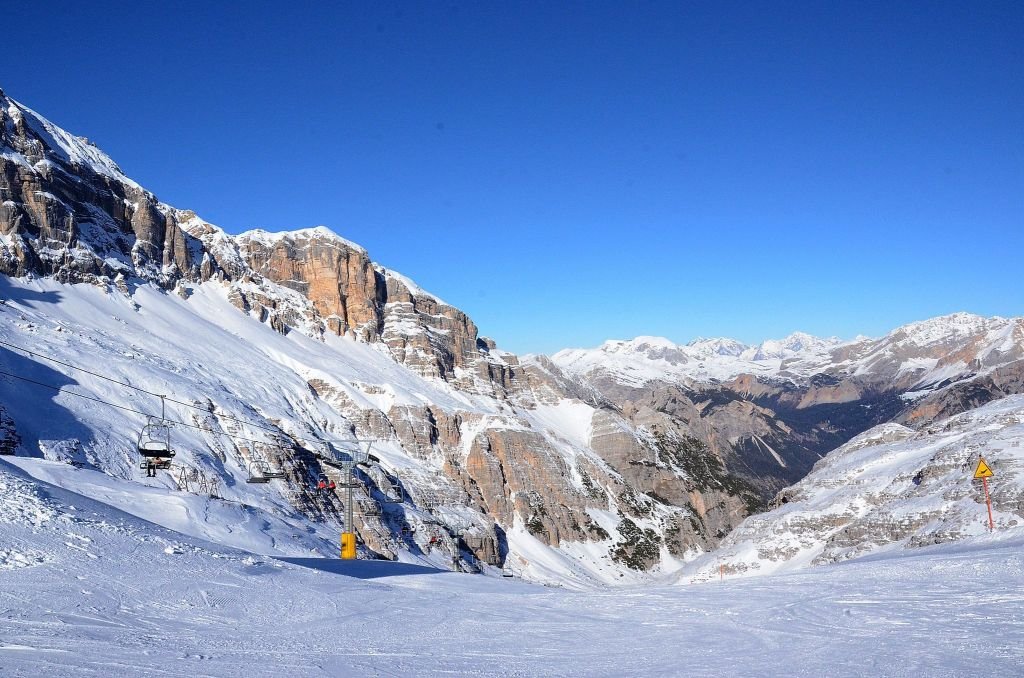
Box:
1 457 1022 677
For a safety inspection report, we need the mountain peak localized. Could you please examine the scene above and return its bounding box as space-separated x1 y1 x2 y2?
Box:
1 89 141 190
237 226 368 254
887 312 1009 347
686 336 749 357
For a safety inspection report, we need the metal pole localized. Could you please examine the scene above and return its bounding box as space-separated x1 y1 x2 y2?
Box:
347 463 354 540
982 476 995 531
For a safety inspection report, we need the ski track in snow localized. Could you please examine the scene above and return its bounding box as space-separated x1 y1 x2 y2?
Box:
1 458 1023 677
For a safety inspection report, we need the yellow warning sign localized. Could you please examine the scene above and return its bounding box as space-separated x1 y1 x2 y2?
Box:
973 458 994 479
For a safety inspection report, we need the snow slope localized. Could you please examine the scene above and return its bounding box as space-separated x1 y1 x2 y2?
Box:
2 457 1022 677
678 395 1024 582
0 276 501 567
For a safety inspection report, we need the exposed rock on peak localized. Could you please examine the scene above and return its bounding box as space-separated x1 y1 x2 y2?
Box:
0 91 203 286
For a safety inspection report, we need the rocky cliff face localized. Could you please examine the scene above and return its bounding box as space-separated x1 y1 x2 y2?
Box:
0 89 203 285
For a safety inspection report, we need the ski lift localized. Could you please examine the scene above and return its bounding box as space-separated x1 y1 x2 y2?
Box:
245 449 286 482
246 459 272 484
355 497 381 516
381 478 405 503
138 419 173 457
137 396 175 473
261 465 286 480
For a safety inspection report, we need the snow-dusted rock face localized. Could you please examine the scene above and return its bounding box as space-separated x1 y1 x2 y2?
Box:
677 395 1024 581
0 90 202 284
0 88 767 585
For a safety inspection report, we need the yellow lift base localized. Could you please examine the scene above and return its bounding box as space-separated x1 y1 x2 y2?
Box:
341 532 357 559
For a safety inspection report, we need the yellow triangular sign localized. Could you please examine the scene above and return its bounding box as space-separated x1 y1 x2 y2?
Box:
974 458 994 479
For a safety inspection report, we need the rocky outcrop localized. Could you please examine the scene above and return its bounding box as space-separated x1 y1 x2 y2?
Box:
0 93 206 286
0 404 20 455
237 228 383 339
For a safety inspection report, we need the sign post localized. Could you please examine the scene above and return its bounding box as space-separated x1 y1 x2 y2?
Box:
973 458 995 531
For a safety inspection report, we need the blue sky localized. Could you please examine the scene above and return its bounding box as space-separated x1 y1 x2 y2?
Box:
4 1 1022 354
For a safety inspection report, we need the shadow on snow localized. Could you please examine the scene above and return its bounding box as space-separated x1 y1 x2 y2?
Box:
275 557 447 579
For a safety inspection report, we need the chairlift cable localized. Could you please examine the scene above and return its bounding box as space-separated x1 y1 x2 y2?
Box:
0 364 375 456
0 338 297 437
0 367 296 447
0 367 155 418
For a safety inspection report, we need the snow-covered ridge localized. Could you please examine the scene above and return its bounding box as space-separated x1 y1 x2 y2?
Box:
551 331 844 385
553 313 1024 388
888 311 1006 346
1 90 142 190
237 225 368 255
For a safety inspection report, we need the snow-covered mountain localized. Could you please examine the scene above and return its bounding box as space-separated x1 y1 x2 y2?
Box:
553 314 1024 389
0 87 768 585
552 314 1024 499
3 85 1023 592
677 394 1024 582
552 331 844 385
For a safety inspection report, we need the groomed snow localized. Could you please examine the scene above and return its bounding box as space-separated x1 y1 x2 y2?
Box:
2 458 1022 677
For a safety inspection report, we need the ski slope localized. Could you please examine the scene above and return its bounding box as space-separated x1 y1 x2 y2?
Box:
2 457 1022 677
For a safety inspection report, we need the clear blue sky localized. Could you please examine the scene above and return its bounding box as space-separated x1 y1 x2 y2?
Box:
4 1 1022 354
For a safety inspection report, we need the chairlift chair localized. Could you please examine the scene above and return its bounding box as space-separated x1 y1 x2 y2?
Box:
137 416 175 459
261 466 287 480
355 497 382 516
379 477 405 504
137 397 175 474
246 459 272 484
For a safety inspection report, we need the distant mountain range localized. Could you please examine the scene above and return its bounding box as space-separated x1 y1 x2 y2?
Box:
554 313 1023 387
